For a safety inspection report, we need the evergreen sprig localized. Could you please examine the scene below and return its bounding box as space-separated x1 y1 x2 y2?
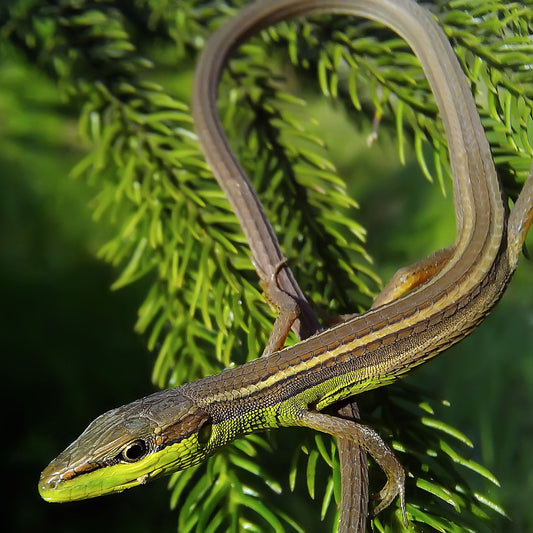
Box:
2 1 531 531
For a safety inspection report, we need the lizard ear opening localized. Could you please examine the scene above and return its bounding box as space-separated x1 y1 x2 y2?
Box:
161 407 212 446
197 418 213 445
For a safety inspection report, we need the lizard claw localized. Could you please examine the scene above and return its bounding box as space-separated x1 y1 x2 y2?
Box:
371 469 408 526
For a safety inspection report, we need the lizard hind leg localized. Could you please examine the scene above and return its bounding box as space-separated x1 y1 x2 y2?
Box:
507 162 533 269
259 259 308 356
372 246 455 309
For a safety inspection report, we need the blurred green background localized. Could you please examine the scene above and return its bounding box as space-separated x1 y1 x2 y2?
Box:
2 44 532 533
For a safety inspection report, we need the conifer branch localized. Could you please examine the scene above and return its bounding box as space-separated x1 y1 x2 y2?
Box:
2 1 531 530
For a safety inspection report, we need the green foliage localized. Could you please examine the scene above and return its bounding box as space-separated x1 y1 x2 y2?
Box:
274 0 533 193
2 0 531 531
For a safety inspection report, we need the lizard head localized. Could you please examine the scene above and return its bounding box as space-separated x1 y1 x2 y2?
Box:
38 390 214 502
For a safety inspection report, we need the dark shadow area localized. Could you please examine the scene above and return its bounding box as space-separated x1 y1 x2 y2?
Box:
1 59 175 532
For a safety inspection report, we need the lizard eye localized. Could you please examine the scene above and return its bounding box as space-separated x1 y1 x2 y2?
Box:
121 440 148 462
